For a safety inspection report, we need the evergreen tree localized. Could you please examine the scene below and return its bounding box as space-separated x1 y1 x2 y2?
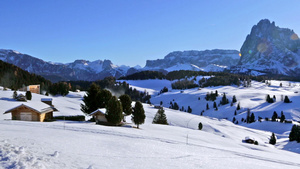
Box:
215 90 218 96
13 91 17 99
266 94 274 103
187 106 192 113
80 83 101 115
232 117 236 123
269 132 276 145
198 122 203 130
160 101 163 105
105 96 123 125
236 102 241 110
206 103 209 110
250 113 255 123
119 94 132 116
215 106 218 111
234 110 237 116
272 111 278 122
173 102 179 110
232 95 237 103
26 91 32 100
284 96 290 103
152 108 168 125
273 95 276 102
289 125 300 142
98 89 112 108
280 111 286 123
221 93 229 105
132 101 146 129
213 101 217 108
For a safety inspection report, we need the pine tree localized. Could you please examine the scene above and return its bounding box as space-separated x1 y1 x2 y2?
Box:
80 83 101 115
173 102 179 110
26 91 32 100
152 108 168 125
269 132 276 145
215 90 218 96
213 101 217 108
280 111 286 123
132 101 146 129
187 106 192 113
105 96 123 125
272 111 278 122
289 125 300 141
234 110 237 116
98 89 112 108
250 113 255 123
236 102 240 110
284 96 290 103
206 103 209 110
119 94 132 116
221 93 229 105
232 95 237 103
232 117 236 123
198 122 203 130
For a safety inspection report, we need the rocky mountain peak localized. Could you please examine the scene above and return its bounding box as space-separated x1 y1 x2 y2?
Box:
238 19 300 76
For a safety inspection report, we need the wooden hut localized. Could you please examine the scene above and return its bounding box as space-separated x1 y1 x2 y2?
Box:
4 103 54 122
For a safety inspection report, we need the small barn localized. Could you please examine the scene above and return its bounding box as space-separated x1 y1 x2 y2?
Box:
4 102 55 122
90 109 107 123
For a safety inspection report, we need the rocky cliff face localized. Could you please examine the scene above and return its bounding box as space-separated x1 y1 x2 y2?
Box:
0 50 130 82
144 49 240 72
238 19 300 76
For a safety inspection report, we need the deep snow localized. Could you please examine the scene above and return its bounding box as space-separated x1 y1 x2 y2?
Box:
1 80 300 168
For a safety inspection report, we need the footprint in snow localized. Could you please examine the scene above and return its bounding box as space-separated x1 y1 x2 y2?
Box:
52 151 59 157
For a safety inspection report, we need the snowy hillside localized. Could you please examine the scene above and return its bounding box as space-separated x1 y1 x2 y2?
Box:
1 82 300 168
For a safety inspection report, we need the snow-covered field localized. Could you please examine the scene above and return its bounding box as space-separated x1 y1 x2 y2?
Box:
1 80 300 168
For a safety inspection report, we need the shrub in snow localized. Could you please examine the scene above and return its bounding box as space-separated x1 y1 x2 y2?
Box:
198 122 203 130
269 133 276 145
153 108 168 125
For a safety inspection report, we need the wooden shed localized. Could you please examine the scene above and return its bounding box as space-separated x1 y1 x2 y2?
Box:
4 103 54 122
90 109 107 123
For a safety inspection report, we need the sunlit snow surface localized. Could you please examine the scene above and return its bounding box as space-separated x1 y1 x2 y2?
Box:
1 80 300 168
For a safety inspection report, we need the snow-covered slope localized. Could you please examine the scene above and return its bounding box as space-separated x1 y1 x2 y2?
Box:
1 87 300 168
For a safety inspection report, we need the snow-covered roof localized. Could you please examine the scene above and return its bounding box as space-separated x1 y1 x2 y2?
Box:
41 98 52 101
90 108 106 116
4 102 54 114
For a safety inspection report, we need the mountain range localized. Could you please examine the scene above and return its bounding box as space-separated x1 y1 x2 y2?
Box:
1 19 300 82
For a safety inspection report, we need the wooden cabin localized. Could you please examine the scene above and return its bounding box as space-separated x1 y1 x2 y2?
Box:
4 103 54 122
90 109 107 123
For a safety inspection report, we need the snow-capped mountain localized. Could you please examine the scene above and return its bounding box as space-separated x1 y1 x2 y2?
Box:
144 49 240 72
236 19 300 76
0 49 131 82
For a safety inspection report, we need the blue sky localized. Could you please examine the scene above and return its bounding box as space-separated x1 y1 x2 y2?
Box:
0 0 299 67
